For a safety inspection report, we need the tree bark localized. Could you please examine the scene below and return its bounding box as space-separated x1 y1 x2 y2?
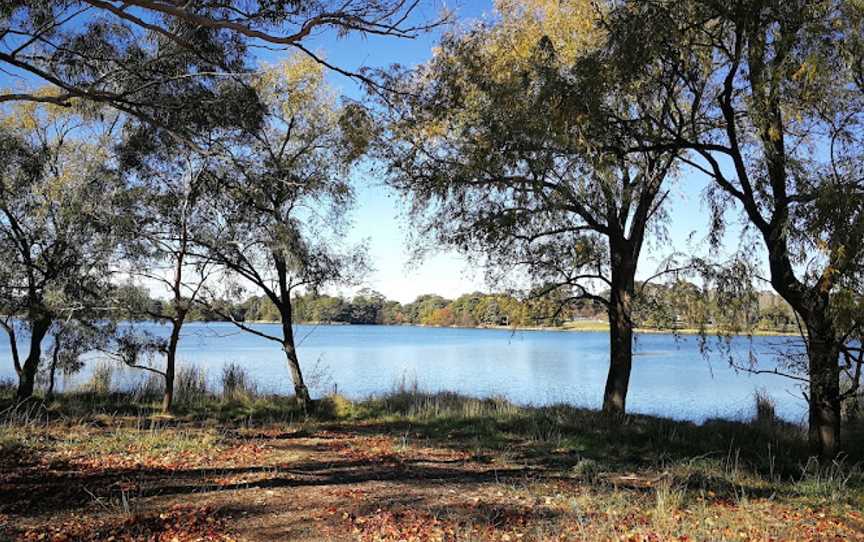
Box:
604 303 634 416
46 329 63 401
3 322 22 378
747 19 843 458
162 317 182 413
163 192 193 414
603 275 635 417
273 253 311 408
281 319 310 408
16 317 52 400
764 228 843 458
805 317 841 459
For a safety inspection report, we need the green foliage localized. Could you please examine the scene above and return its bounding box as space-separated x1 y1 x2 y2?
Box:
192 53 373 406
124 284 805 332
317 393 357 419
288 290 604 327
0 102 131 398
599 0 864 454
0 1 425 140
636 278 796 334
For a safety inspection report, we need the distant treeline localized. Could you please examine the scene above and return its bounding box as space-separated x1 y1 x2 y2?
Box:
141 283 797 332
219 290 604 328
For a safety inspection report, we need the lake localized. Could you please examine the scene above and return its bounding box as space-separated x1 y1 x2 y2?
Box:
0 322 808 424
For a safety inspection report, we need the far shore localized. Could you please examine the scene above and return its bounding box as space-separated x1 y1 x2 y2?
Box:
231 319 800 337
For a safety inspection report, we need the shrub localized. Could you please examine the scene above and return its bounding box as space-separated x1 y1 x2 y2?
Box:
131 373 164 402
571 458 603 482
318 393 355 419
843 395 862 422
86 362 114 395
753 389 777 425
221 363 255 401
175 365 207 406
0 378 14 399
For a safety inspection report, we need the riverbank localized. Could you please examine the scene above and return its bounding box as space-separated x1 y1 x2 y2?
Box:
242 319 800 337
2 385 862 541
488 320 800 337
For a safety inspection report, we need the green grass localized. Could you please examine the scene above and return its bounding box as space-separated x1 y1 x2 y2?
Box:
343 393 809 479
559 320 611 331
57 425 223 458
0 425 28 458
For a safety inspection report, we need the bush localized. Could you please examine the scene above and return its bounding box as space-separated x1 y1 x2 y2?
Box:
0 378 14 399
753 389 777 426
131 373 164 402
86 362 114 395
221 363 255 401
317 393 356 419
844 396 862 422
176 365 208 406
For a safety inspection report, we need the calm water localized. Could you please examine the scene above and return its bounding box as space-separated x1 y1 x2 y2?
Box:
0 322 808 423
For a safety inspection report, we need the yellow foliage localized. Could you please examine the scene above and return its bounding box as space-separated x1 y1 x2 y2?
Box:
253 53 335 121
0 93 113 225
0 86 87 131
411 0 605 147
768 125 782 141
490 0 604 66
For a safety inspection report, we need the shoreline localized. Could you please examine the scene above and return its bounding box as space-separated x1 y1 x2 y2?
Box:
217 319 800 338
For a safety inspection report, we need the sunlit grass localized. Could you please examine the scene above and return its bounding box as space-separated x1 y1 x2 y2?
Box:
57 426 223 458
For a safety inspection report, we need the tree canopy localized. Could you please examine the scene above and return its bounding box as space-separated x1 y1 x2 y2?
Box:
0 99 128 398
373 0 682 415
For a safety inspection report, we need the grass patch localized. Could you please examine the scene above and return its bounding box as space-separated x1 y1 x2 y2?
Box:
2 385 863 541
560 320 610 332
2 384 854 480
58 425 222 458
0 425 27 458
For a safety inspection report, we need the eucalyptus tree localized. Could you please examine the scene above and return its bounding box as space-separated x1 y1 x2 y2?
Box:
197 56 370 408
375 0 680 416
599 0 864 456
116 146 222 413
0 1 442 139
0 101 126 399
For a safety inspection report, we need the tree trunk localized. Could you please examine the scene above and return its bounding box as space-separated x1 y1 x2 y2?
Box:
3 323 22 378
16 317 52 401
806 318 841 459
603 282 635 417
46 332 62 401
272 253 311 408
766 236 842 458
165 212 190 414
281 319 310 408
162 318 182 413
